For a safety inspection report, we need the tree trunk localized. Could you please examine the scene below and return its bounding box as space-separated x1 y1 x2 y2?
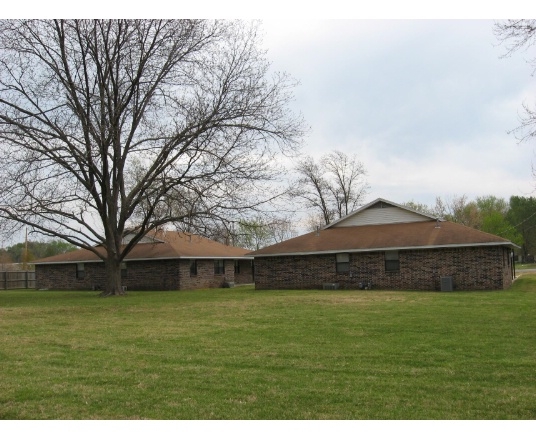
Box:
100 256 125 297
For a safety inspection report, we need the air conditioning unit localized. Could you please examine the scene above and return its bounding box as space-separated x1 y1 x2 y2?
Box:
440 276 453 292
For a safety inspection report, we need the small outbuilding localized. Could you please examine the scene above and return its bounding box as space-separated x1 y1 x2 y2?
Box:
34 230 254 291
249 198 518 291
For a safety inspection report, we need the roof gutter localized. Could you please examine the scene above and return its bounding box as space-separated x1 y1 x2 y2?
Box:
33 255 254 265
249 241 520 258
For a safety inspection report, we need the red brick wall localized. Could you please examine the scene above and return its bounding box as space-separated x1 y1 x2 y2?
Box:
121 260 180 290
36 260 181 291
36 258 254 291
235 259 254 285
36 262 106 291
254 246 513 291
179 259 226 290
179 259 254 290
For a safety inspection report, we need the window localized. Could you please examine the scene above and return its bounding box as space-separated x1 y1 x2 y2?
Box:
336 253 350 273
234 260 240 274
121 262 127 278
190 259 197 276
385 250 400 272
76 263 85 279
214 259 225 275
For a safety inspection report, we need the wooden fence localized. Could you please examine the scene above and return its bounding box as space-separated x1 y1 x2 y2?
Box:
0 271 36 289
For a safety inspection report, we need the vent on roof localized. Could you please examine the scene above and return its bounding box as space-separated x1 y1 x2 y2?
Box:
370 201 394 209
440 276 453 292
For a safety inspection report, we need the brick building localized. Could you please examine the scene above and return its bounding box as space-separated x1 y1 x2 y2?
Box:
249 198 518 291
34 231 253 291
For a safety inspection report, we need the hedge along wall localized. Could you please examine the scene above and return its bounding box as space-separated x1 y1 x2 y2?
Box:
254 246 513 291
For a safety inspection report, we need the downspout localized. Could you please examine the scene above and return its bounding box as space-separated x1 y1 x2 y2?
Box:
512 251 516 279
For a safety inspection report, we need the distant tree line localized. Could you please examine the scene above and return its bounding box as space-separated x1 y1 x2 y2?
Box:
404 195 536 261
0 240 78 268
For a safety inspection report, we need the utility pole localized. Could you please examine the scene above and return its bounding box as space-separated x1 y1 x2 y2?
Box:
23 228 28 270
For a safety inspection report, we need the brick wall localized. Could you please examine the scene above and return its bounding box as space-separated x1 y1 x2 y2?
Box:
36 259 181 291
36 262 106 290
235 259 254 285
36 258 254 291
179 259 228 290
122 260 180 290
179 259 254 290
254 246 513 291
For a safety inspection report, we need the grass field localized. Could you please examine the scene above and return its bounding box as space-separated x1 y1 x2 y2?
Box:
1 275 536 420
516 262 536 270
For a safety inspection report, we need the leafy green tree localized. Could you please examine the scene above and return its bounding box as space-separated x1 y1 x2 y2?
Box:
475 195 509 217
5 240 78 263
404 195 479 225
507 196 536 259
405 194 523 247
480 211 523 246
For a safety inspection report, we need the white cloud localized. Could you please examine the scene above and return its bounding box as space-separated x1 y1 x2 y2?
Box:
262 19 536 209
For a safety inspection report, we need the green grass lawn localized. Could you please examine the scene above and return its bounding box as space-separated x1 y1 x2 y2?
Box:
1 275 536 420
516 262 536 270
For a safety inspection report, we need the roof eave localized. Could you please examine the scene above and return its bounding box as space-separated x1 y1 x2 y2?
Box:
34 255 254 265
250 241 519 258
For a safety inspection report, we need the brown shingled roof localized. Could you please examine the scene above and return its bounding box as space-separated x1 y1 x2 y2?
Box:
249 220 516 257
34 231 252 264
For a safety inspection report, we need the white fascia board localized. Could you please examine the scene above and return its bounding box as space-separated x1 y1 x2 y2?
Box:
252 242 519 258
34 259 102 265
34 255 254 265
131 256 254 261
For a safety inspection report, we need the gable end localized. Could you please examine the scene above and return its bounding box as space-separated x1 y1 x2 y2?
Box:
332 205 433 227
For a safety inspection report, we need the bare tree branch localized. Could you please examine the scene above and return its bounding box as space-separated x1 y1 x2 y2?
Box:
292 150 369 227
0 19 305 295
494 19 536 142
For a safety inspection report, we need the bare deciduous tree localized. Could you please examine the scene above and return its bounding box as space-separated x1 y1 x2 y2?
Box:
494 19 536 142
0 20 304 296
232 215 297 250
406 195 479 227
292 150 369 227
322 150 369 218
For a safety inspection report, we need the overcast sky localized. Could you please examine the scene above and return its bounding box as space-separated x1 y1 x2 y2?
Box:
6 9 535 211
2 8 536 246
260 19 536 209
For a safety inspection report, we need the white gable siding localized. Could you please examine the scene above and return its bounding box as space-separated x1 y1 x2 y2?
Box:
332 206 432 227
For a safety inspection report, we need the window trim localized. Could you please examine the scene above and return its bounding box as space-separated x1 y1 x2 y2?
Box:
336 253 350 274
234 260 240 274
76 262 85 279
190 259 198 277
385 250 400 272
214 259 225 275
